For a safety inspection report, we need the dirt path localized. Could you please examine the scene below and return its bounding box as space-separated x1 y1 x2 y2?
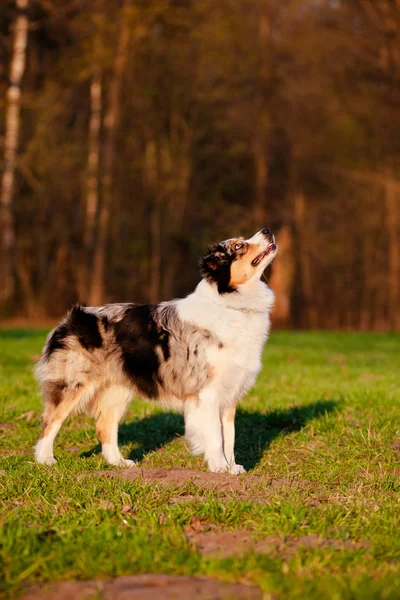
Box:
97 467 325 502
21 574 262 600
185 530 369 558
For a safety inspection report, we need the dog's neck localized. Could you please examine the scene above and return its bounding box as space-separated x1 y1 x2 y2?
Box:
210 301 265 315
195 278 274 315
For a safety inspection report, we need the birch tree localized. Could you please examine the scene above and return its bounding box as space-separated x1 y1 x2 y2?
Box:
0 0 29 302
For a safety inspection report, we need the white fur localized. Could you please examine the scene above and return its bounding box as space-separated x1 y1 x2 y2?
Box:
177 235 275 473
35 426 61 465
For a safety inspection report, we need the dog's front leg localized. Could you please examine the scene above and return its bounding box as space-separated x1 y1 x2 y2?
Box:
221 406 245 475
193 388 230 473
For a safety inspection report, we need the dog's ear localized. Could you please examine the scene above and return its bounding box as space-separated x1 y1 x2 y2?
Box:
199 244 235 293
199 244 229 275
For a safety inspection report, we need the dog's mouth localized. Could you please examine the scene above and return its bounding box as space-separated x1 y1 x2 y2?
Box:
251 240 277 267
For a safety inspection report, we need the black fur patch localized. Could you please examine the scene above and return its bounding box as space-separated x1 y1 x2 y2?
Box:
199 243 236 294
44 323 69 359
67 305 103 350
44 305 102 359
101 315 109 331
112 304 171 399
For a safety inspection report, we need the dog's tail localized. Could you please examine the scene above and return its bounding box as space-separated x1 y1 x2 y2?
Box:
34 304 103 388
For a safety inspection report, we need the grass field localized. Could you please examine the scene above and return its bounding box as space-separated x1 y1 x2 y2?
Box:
0 329 399 599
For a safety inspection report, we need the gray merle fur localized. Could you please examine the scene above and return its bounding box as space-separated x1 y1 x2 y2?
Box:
38 301 221 405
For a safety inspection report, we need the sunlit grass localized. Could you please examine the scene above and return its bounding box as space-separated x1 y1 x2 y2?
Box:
0 330 399 599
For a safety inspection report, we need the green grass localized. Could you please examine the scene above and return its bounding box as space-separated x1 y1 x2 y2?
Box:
0 330 399 599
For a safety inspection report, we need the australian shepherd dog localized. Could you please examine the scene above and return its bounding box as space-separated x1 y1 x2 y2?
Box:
34 228 277 474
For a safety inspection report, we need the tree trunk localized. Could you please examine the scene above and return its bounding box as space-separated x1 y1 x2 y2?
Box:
252 5 270 227
385 170 400 330
149 201 162 304
84 66 102 275
0 0 29 302
88 2 131 306
161 115 193 299
252 130 268 226
77 64 102 302
144 139 161 304
269 224 294 328
293 191 318 329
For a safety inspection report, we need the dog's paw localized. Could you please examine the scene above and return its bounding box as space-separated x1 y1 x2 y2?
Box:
207 460 230 474
118 458 135 468
36 455 57 465
102 444 135 468
229 463 246 475
106 458 136 468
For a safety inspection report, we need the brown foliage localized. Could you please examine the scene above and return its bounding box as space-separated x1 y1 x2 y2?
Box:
0 0 399 328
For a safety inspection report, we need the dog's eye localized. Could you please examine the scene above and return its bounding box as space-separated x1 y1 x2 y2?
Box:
234 243 243 251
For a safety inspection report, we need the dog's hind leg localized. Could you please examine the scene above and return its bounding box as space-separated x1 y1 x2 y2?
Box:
35 382 91 465
93 385 134 467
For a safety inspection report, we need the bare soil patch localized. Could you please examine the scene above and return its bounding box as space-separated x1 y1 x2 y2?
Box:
20 574 262 600
183 516 218 535
169 494 207 505
98 467 325 502
0 422 16 433
391 439 400 456
98 467 257 491
185 531 370 558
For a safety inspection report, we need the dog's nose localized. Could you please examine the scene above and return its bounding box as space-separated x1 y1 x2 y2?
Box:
261 227 272 236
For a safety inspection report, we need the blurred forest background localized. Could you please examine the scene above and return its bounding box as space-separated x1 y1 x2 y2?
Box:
1 0 400 329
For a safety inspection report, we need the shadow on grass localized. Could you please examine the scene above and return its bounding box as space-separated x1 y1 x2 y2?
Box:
81 412 184 463
235 399 337 470
82 400 337 470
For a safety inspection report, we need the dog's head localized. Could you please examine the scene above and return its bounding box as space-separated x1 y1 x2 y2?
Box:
199 228 278 294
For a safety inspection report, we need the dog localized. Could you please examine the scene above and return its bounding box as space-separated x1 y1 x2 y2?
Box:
34 228 277 474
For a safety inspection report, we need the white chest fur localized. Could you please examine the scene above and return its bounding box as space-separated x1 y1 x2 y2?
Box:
177 279 274 406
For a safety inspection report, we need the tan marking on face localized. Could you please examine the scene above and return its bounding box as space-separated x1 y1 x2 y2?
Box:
226 238 246 252
229 242 265 286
